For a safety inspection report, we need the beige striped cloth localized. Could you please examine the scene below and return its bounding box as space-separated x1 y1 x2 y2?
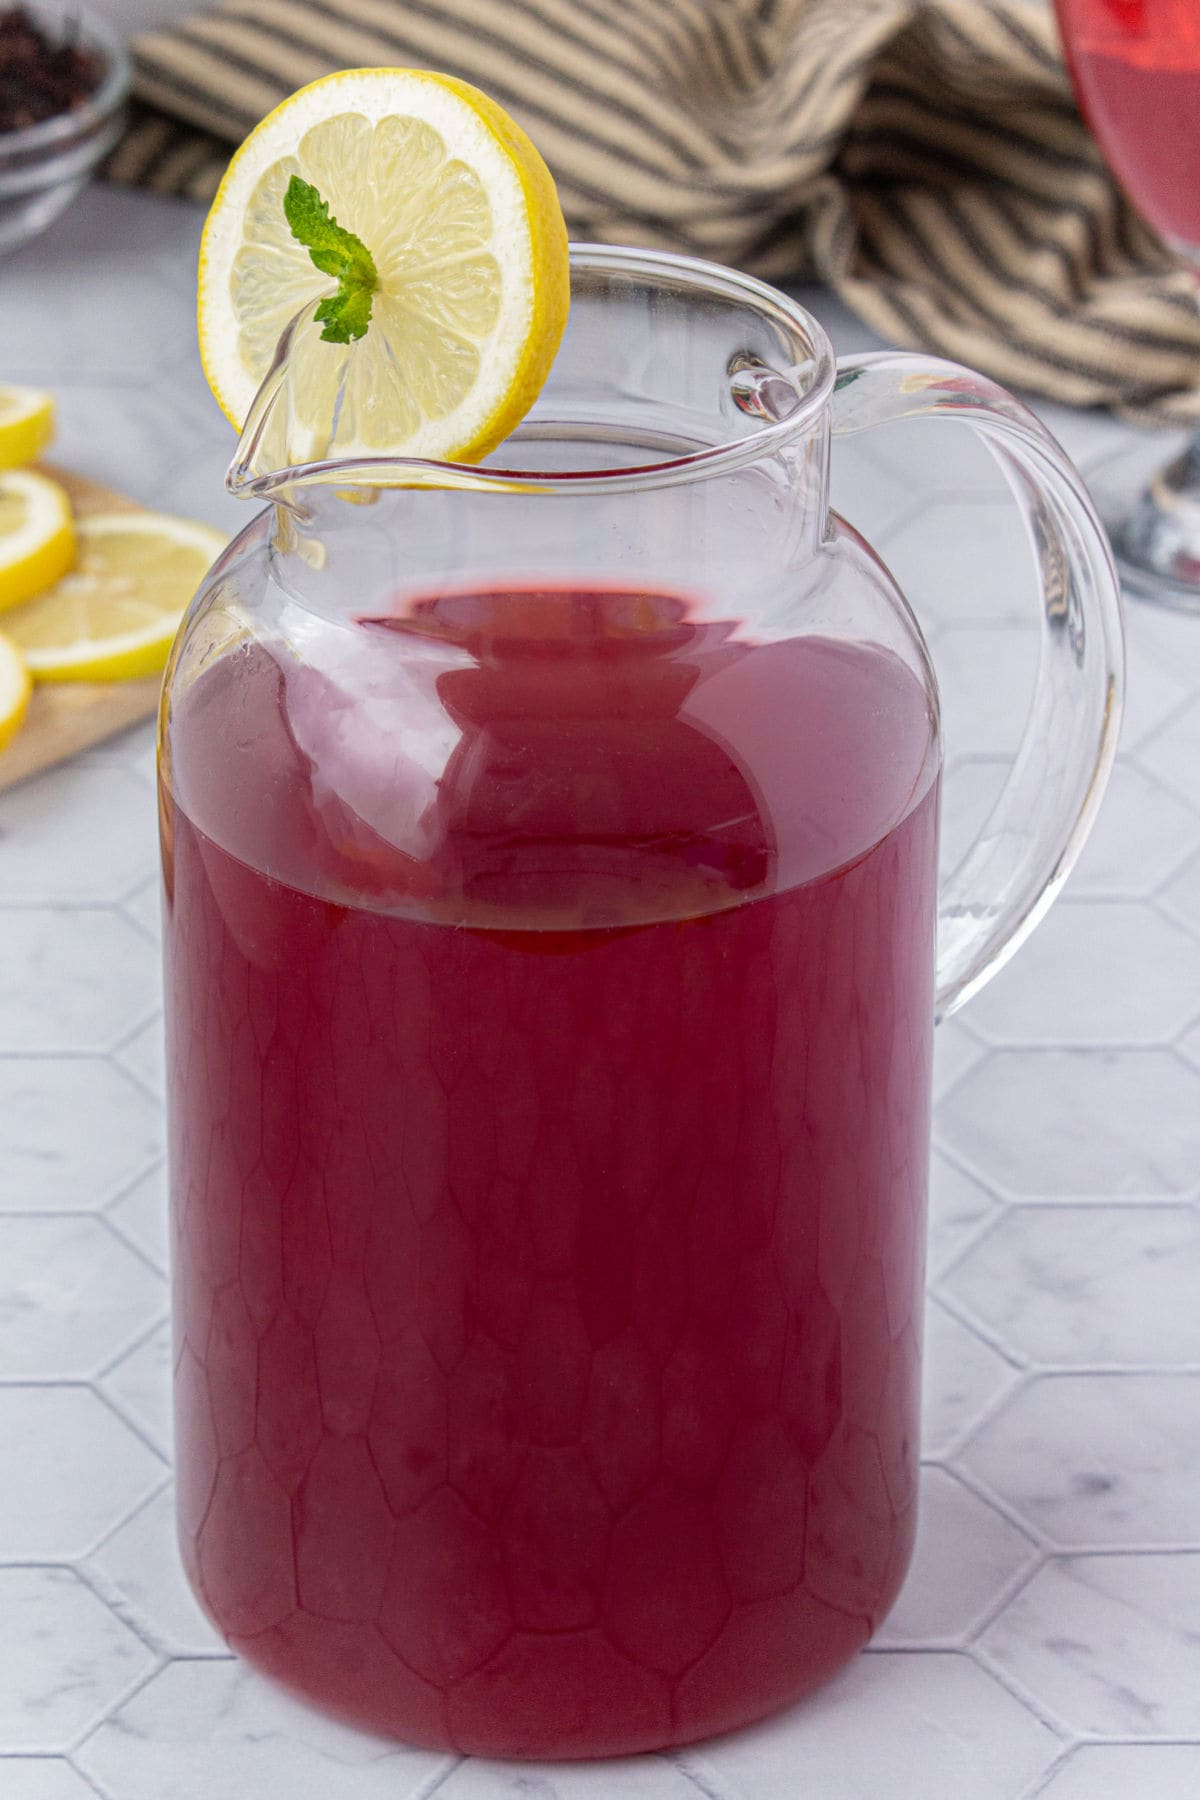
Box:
108 0 1200 420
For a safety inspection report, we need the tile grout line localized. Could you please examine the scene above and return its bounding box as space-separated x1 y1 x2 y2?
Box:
64 1754 119 1800
86 1376 172 1470
403 1757 466 1800
667 1747 748 1800
966 1640 1081 1743
926 1202 1018 1295
925 1283 1031 1373
91 1305 172 1385
99 1205 170 1280
67 1651 173 1767
1016 1744 1079 1800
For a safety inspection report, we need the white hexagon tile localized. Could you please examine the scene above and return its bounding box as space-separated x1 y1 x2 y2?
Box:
74 1662 454 1800
104 1163 169 1275
2 183 1200 1800
0 910 160 1056
0 767 157 904
1139 697 1200 815
946 1205 1200 1367
927 1148 999 1278
936 1047 1200 1200
0 1386 164 1561
1065 760 1200 899
0 1059 161 1210
978 1554 1200 1738
686 1652 1061 1800
1 1761 106 1800
0 1216 162 1377
966 902 1200 1047
959 1374 1200 1549
0 1566 154 1753
1035 1744 1200 1800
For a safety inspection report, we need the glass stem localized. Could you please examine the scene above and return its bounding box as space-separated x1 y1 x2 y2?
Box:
1110 414 1200 607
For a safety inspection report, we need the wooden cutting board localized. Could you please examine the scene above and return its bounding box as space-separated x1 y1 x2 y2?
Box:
0 466 169 794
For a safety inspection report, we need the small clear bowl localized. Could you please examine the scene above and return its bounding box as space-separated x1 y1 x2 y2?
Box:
0 2 131 254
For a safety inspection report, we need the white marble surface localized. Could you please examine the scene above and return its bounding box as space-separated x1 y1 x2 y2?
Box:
1 180 1199 1800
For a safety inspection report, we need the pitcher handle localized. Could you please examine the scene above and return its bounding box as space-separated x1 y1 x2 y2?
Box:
830 353 1124 1019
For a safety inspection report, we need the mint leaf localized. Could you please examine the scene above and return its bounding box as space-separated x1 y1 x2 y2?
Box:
283 174 378 345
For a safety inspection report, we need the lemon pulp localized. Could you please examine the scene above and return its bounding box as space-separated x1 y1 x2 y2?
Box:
5 512 228 682
197 68 570 465
0 469 75 615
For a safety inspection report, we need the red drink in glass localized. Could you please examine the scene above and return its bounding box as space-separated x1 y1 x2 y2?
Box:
162 586 939 1757
1056 0 1200 245
1052 0 1200 602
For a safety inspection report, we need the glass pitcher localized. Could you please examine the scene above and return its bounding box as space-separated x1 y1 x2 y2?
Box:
158 246 1122 1761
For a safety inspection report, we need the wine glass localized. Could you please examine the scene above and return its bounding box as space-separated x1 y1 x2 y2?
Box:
1055 0 1200 608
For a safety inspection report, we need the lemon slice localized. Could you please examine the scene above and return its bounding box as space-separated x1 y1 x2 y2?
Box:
0 469 75 615
197 67 569 464
0 384 56 471
4 512 228 682
0 632 32 751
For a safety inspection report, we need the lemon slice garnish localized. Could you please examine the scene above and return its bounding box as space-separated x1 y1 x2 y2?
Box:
0 468 75 615
4 512 227 682
0 632 32 751
0 384 56 472
196 67 570 465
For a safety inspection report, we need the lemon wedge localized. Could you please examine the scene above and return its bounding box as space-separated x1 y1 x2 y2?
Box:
0 384 56 471
0 631 32 751
4 512 227 682
196 67 569 464
0 468 75 615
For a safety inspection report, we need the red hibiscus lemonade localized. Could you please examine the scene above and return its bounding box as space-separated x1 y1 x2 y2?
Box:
1056 0 1200 246
161 584 939 1758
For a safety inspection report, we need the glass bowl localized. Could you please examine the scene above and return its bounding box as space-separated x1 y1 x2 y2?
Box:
0 2 131 254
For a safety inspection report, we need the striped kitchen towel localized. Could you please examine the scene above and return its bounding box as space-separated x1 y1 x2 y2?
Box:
108 0 1200 420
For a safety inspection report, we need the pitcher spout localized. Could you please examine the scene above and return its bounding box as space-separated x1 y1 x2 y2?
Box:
224 299 417 507
225 298 548 510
